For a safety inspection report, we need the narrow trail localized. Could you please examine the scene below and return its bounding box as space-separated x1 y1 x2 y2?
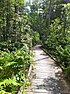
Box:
26 45 70 94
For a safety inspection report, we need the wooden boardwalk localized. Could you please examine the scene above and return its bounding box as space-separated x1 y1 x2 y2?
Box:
26 45 70 94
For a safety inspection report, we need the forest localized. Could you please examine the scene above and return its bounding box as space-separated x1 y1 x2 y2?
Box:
0 0 70 93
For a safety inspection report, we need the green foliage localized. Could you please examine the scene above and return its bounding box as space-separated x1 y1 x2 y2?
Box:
41 3 70 79
0 0 33 93
32 32 40 46
44 17 70 67
56 46 70 66
0 90 11 94
64 66 70 80
29 0 70 80
0 44 33 93
0 0 32 51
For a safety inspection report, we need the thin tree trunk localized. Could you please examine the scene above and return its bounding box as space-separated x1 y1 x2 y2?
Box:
6 1 10 40
48 0 52 26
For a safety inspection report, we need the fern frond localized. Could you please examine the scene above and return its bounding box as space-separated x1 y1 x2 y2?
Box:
0 66 3 70
0 78 20 86
5 62 17 67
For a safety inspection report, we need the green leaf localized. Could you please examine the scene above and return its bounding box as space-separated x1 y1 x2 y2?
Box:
0 66 3 70
0 78 20 86
5 62 17 67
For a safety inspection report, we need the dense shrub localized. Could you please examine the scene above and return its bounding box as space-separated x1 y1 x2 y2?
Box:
32 32 40 46
0 44 33 93
43 17 70 80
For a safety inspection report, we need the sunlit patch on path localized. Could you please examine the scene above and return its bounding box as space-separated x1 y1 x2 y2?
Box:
26 45 70 94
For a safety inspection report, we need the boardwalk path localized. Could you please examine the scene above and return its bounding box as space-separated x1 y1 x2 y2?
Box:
26 45 70 94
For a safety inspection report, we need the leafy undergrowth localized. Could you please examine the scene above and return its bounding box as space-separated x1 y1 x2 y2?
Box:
0 44 33 94
43 45 70 80
42 18 70 81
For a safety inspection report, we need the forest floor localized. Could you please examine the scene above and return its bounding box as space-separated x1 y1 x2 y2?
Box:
26 45 70 94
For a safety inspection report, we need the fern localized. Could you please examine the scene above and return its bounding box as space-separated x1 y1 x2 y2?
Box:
0 90 11 94
0 44 33 93
0 78 20 86
5 62 17 67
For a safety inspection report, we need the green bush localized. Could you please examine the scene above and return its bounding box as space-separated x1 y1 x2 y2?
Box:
0 44 33 93
42 18 70 79
32 32 40 46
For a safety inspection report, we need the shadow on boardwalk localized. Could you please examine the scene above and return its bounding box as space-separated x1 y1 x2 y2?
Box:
36 76 70 94
37 77 61 93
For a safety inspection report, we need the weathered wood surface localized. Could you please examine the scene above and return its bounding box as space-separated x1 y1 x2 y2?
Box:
26 45 70 94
